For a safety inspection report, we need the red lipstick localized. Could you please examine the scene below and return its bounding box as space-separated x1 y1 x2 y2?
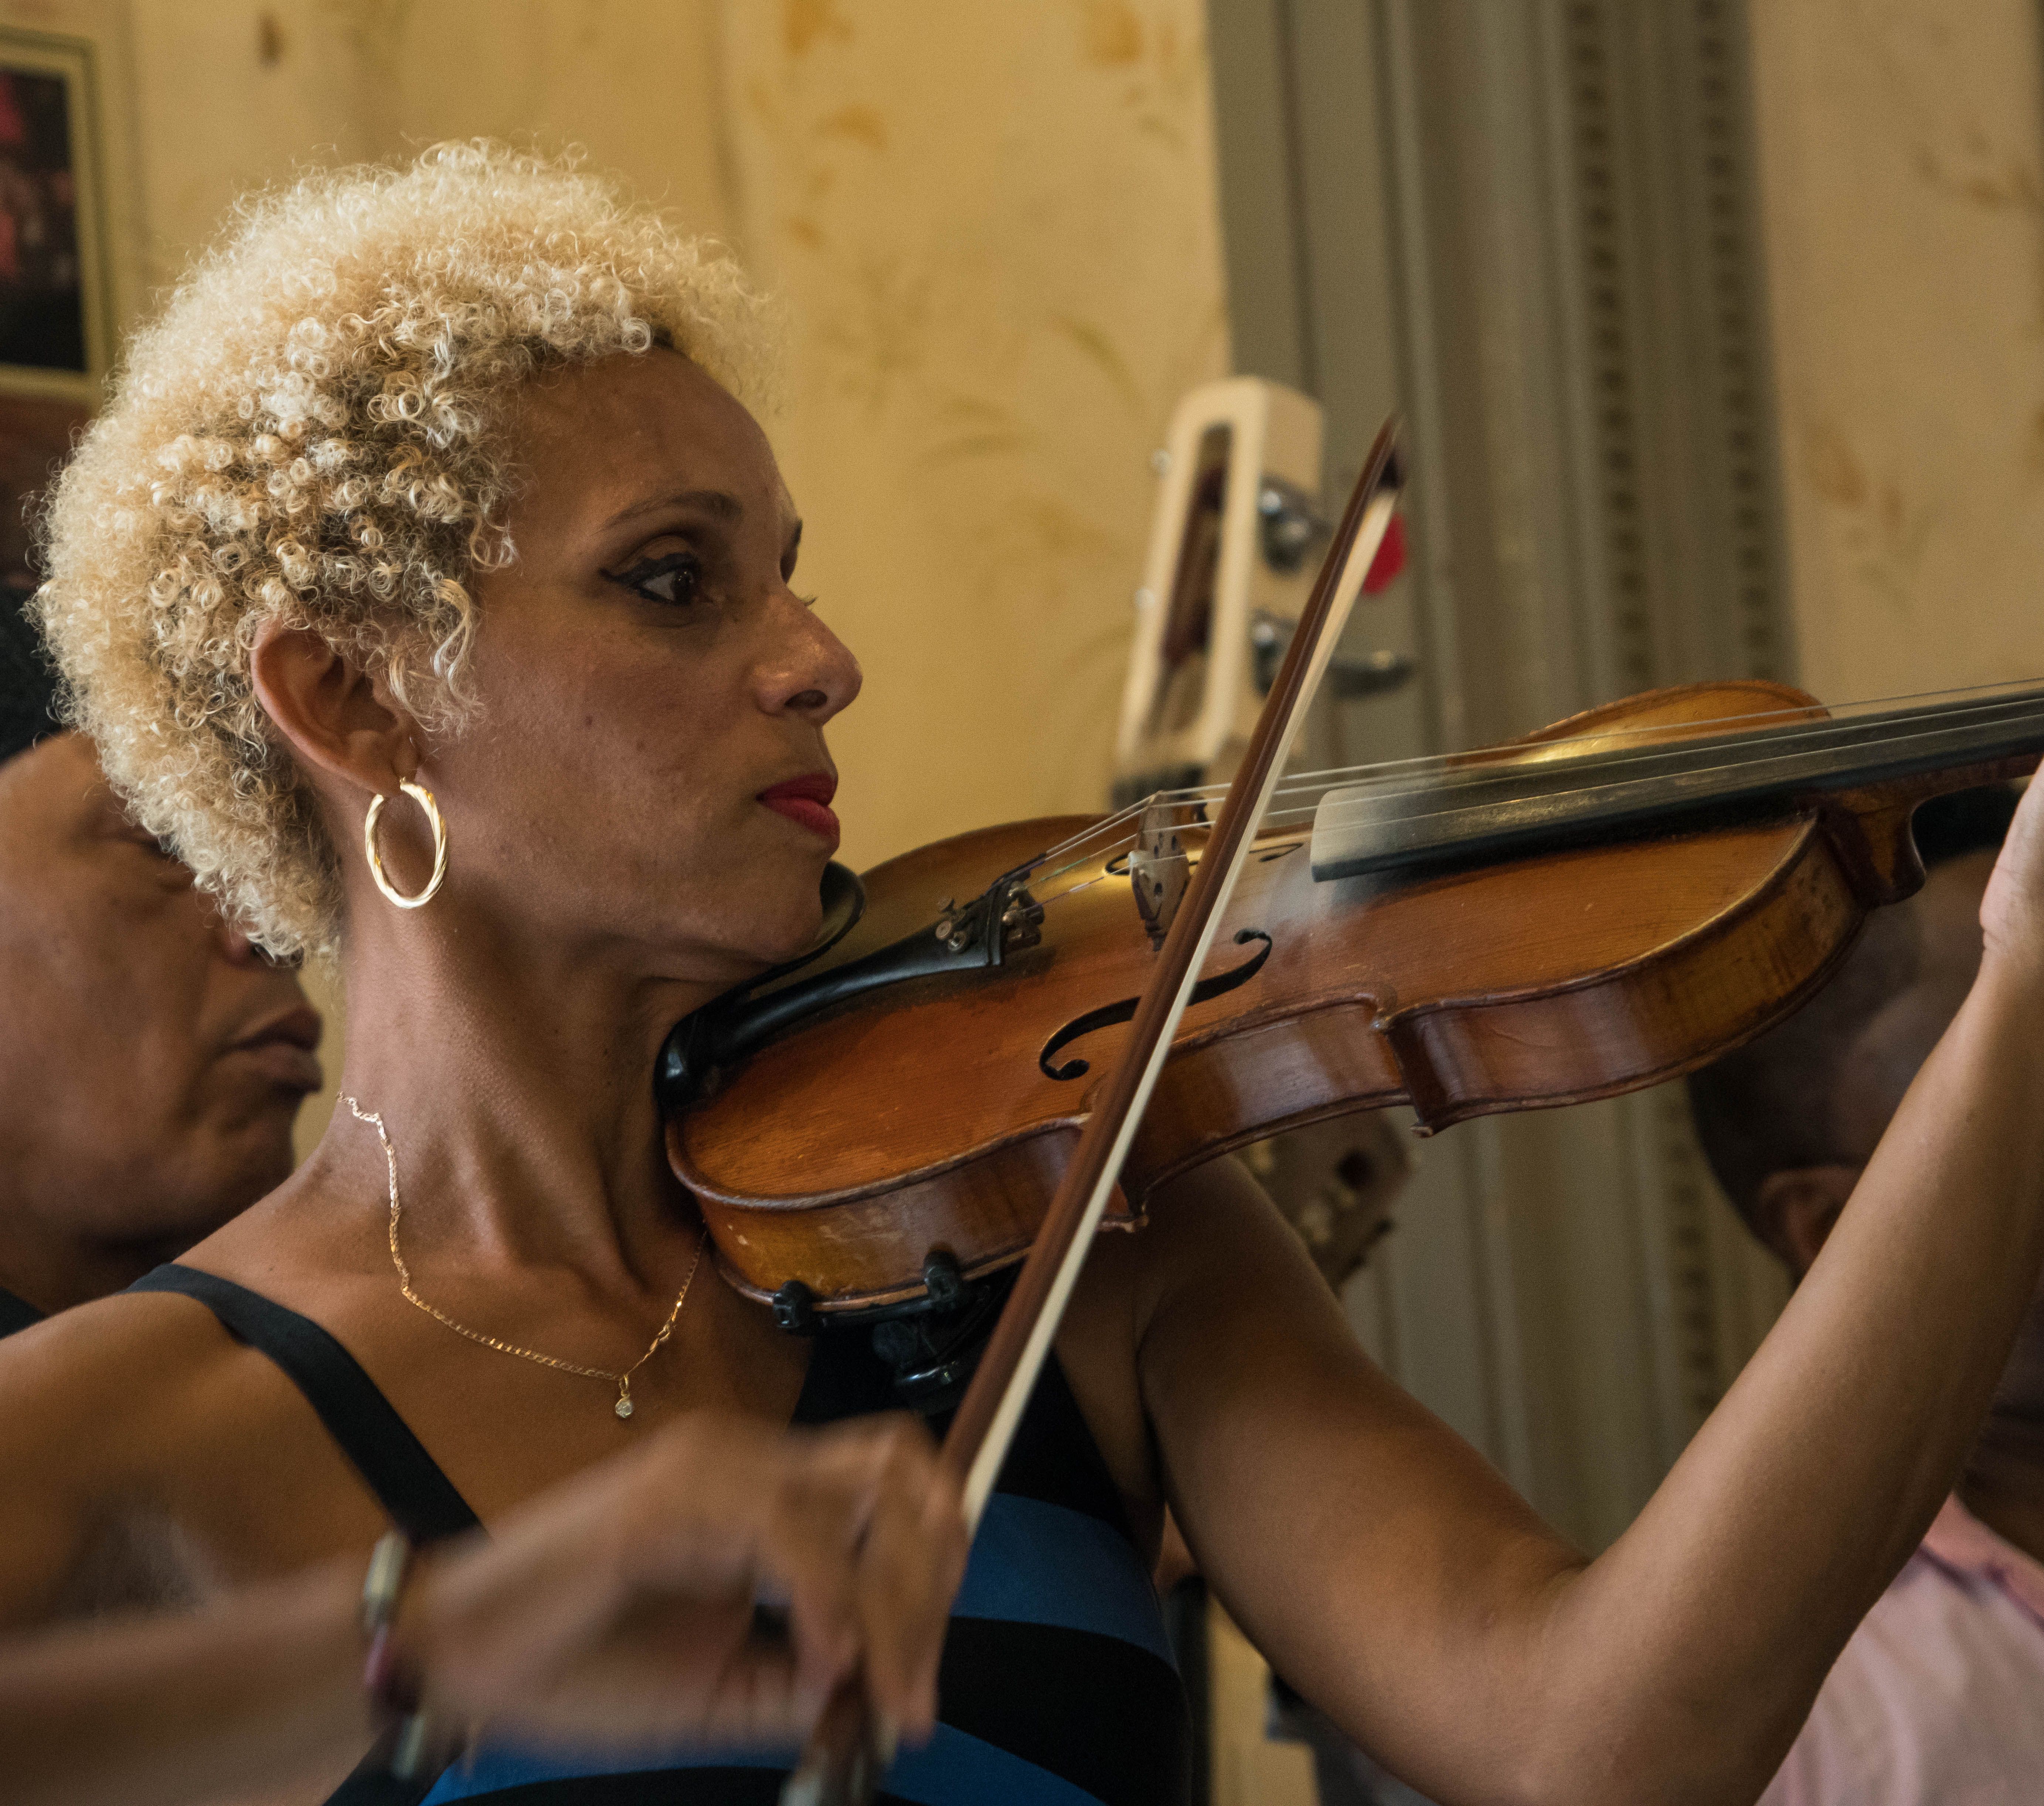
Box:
758 771 840 847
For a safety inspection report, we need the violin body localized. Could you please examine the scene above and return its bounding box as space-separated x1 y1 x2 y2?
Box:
667 679 2017 1317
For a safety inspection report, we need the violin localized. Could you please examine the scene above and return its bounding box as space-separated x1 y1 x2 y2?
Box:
656 422 2044 1800
660 673 2044 1330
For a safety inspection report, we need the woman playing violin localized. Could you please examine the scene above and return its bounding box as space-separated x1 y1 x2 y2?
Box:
9 142 2044 1805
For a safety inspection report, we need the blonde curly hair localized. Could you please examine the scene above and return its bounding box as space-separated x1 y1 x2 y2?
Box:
34 141 770 957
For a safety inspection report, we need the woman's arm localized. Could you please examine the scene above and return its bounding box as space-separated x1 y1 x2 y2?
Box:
3 1557 370 1806
4 1411 966 1806
1145 785 2044 1806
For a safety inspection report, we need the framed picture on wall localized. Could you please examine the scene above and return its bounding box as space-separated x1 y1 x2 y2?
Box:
0 25 111 403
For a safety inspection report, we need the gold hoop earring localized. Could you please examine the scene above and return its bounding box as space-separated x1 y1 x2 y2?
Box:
364 780 449 910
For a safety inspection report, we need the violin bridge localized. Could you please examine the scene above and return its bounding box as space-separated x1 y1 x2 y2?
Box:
1130 798 1188 950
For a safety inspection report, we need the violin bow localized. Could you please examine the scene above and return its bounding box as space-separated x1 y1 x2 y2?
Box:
782 418 1407 1806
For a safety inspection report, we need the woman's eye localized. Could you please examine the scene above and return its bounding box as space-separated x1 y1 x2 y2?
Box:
604 551 703 607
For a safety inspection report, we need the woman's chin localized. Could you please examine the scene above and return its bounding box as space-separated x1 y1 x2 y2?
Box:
644 852 833 978
732 876 832 967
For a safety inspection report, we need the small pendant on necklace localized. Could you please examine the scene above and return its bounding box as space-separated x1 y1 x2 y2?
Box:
615 1395 634 1420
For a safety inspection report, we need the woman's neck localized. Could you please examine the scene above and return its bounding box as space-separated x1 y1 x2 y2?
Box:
316 899 741 1293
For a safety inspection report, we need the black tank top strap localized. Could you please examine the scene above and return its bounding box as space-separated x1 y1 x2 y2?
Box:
130 1263 481 1545
0 1284 44 1338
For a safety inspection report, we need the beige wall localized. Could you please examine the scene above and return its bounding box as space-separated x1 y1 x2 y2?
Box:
1749 0 2044 702
715 2 1229 867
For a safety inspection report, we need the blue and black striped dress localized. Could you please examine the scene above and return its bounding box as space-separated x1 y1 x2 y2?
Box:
131 1264 1191 1806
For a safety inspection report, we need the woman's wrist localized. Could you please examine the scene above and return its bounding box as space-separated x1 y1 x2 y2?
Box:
358 1533 470 1780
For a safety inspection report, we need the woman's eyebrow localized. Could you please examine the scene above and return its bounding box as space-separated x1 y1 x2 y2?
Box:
601 487 744 532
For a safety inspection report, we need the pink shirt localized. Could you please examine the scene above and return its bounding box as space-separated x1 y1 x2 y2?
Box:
1762 1496 2044 1806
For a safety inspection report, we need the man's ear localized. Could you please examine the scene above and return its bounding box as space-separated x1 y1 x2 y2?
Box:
249 620 417 798
1751 1165 1861 1280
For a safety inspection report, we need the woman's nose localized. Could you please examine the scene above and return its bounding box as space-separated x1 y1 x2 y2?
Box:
762 593 863 723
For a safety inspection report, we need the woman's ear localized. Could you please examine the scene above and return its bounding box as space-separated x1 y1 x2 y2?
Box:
249 620 417 797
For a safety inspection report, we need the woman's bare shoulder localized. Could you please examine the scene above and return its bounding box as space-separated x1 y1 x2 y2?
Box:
0 1286 260 1457
0 1292 256 1617
0 1285 379 1624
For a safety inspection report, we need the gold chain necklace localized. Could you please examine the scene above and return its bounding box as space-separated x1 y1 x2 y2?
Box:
346 1097 704 1422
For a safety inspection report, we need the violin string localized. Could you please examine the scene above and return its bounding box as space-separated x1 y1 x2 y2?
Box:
1114 678 2044 824
1104 690 2044 878
1312 703 2044 828
1149 698 2041 824
1030 802 1161 868
1031 833 1315 908
1324 696 2044 814
1027 822 1317 909
1030 869 1118 906
1027 827 1150 892
1076 692 2044 890
1017 678 2044 904
1099 684 2044 849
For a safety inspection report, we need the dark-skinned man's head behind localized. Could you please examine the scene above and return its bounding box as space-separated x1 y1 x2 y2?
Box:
1689 785 2044 1557
0 594 320 1330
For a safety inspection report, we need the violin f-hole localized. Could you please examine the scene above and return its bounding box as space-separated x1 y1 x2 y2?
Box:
1038 928 1273 1081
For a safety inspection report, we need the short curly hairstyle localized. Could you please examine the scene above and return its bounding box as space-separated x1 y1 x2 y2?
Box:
34 141 770 957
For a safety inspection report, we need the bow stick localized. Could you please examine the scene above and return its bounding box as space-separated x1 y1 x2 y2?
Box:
782 418 1407 1806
